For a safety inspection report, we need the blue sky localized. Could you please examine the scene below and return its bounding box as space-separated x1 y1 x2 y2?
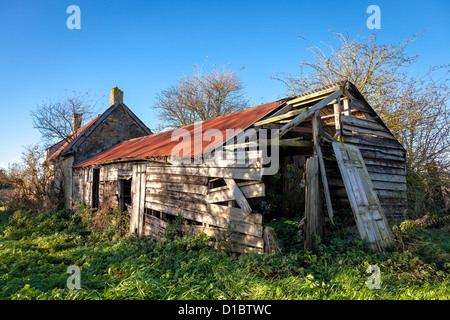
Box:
0 0 449 168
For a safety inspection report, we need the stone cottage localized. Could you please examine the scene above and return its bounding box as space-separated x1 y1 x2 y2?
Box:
43 87 152 208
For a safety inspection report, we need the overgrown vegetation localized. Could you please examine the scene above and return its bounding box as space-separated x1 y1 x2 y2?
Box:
0 206 448 300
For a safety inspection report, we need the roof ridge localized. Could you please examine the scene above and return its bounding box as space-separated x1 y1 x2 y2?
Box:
287 80 351 99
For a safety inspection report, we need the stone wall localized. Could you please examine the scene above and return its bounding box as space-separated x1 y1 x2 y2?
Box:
45 155 74 209
74 105 149 164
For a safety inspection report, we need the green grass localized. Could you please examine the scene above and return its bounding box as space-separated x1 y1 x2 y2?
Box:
0 208 449 300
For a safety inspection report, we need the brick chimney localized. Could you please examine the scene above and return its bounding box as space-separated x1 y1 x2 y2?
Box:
71 112 82 135
110 86 123 106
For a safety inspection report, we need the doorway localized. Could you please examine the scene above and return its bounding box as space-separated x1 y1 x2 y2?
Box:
91 168 100 209
119 179 132 212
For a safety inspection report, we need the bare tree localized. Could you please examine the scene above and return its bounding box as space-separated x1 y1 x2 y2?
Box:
273 31 450 171
154 66 249 130
384 70 450 172
30 91 101 147
273 31 450 214
273 31 424 100
0 169 12 190
0 144 48 211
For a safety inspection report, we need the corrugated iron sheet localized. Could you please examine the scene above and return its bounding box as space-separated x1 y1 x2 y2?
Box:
73 100 285 168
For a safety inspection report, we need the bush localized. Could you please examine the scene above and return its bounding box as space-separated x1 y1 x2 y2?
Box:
72 201 130 241
392 214 450 272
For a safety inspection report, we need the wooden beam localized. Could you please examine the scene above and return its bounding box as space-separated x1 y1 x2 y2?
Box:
267 103 292 118
206 181 265 203
312 111 334 223
333 96 343 139
304 155 323 252
342 98 350 116
291 95 334 107
278 138 313 148
223 138 313 150
222 141 260 151
375 189 407 199
254 108 309 127
343 88 376 113
224 178 252 214
278 89 344 138
261 123 313 133
147 165 264 180
342 87 358 105
287 85 341 106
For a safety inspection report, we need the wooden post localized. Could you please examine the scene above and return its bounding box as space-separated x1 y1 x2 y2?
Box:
130 163 146 236
312 111 334 223
304 156 323 252
333 96 343 140
343 98 351 116
224 178 252 214
282 160 289 216
278 89 344 138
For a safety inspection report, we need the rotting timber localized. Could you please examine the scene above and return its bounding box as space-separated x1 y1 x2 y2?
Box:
71 82 405 253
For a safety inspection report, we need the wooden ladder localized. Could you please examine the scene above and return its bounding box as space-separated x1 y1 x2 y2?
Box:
332 141 393 251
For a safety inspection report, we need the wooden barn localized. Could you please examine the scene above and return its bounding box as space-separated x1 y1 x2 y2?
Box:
68 81 406 253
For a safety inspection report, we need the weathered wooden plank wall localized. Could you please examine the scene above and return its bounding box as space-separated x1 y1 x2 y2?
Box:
73 163 136 211
339 100 407 219
70 86 407 256
144 164 265 253
321 97 407 219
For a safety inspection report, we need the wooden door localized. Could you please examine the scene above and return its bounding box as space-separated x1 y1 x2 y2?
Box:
130 164 146 236
332 142 393 251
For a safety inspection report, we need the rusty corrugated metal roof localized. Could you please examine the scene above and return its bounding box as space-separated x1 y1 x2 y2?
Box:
73 100 285 168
